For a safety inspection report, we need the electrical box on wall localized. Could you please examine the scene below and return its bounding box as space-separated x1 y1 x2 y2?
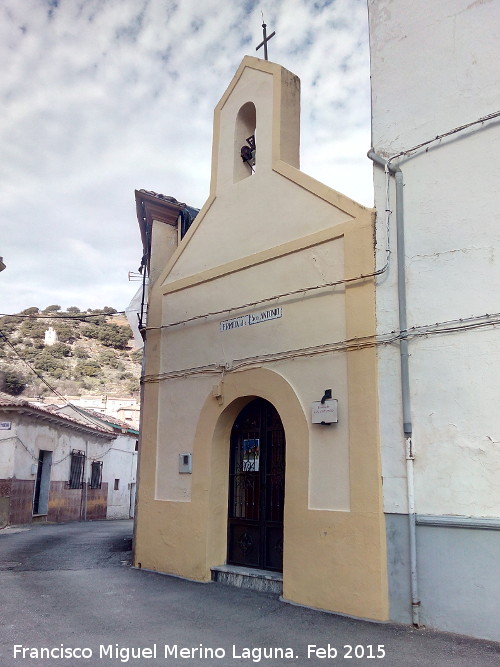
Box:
179 453 192 474
311 399 338 425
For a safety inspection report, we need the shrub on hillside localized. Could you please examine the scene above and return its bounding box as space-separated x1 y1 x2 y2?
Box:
32 351 67 375
96 324 130 349
48 342 72 358
0 369 27 395
74 360 101 378
52 322 78 343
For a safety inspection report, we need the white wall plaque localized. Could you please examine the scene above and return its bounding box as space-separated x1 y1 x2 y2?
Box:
0 421 12 430
220 307 282 332
311 399 338 424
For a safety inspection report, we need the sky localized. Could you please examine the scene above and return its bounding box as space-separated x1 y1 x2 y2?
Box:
0 0 372 316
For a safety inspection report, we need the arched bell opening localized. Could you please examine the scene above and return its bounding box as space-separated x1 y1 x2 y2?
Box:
234 101 256 182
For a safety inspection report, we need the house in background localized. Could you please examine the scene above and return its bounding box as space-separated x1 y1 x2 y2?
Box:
54 404 138 519
0 392 136 527
42 395 141 429
367 0 500 641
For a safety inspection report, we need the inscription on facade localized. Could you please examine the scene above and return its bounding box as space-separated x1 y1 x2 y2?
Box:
220 307 282 332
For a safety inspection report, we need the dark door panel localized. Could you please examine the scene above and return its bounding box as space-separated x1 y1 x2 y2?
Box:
227 399 285 572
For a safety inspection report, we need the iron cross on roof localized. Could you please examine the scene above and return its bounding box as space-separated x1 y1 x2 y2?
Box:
256 20 275 61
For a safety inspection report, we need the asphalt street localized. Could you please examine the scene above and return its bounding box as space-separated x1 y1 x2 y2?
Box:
0 520 498 666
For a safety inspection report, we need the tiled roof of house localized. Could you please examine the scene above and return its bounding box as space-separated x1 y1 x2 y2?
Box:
136 189 187 207
65 406 139 434
0 392 114 437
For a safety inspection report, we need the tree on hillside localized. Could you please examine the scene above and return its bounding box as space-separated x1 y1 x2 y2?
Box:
20 319 46 340
0 369 27 395
52 322 78 343
43 305 61 313
48 342 72 358
74 360 101 378
0 316 22 334
32 351 68 378
97 324 130 349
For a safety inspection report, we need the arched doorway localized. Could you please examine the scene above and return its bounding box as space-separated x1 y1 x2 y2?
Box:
227 398 286 572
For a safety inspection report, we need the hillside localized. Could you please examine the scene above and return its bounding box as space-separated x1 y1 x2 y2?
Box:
0 305 142 399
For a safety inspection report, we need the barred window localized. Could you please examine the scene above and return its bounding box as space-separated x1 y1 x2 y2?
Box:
69 450 85 489
89 461 103 489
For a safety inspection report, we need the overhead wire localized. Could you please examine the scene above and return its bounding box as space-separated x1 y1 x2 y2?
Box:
141 311 500 385
386 109 500 167
142 265 389 332
0 330 120 433
0 311 126 320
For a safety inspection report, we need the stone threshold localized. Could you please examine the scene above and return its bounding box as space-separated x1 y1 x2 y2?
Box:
211 564 283 594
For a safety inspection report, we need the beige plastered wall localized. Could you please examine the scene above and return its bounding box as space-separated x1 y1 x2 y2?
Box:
134 57 388 621
134 216 388 621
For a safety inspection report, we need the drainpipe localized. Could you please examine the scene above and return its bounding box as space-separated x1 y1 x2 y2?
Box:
367 149 420 627
83 440 89 522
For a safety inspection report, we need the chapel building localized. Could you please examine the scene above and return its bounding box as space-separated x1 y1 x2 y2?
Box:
133 56 388 621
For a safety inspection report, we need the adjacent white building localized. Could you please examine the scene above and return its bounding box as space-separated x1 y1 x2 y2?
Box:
0 392 138 526
368 0 500 641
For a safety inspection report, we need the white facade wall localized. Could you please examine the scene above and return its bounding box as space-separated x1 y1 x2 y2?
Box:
103 433 137 519
53 404 138 519
0 413 114 483
369 0 500 639
370 0 500 519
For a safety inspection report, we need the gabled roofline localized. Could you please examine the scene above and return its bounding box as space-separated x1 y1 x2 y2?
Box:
62 405 140 436
0 399 115 439
149 57 373 290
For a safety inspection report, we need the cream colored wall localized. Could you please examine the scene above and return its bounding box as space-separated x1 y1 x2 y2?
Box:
149 221 178 287
166 173 352 284
136 209 387 619
162 238 346 368
135 57 387 621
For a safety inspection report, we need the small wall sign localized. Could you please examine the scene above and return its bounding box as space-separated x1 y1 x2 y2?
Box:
0 422 12 430
311 399 338 424
220 307 282 332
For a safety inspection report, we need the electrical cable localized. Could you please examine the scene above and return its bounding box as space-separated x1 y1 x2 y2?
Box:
0 330 118 433
0 311 125 320
141 311 500 385
386 109 500 167
142 265 389 332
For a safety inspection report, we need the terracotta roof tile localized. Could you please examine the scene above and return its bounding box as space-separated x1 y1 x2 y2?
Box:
0 392 113 437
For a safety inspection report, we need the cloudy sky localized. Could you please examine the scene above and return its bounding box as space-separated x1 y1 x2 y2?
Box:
0 0 372 316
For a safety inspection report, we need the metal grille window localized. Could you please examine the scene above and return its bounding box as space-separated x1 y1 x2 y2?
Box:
68 450 85 489
89 461 103 489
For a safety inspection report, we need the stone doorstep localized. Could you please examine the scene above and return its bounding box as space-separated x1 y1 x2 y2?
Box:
32 514 48 523
211 564 283 595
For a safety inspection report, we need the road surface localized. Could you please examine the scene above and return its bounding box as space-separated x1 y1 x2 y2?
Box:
0 520 498 666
